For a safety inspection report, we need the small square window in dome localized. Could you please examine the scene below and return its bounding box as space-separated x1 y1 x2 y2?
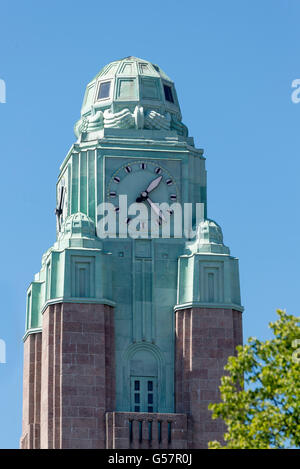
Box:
141 78 159 100
117 78 137 100
97 81 111 100
163 84 174 103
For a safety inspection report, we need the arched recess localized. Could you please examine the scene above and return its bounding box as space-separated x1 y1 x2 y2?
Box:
122 342 166 412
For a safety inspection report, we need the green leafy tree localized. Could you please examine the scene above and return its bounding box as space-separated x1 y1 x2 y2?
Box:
209 310 300 449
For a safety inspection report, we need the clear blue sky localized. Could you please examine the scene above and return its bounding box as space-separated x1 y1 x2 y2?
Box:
0 0 299 448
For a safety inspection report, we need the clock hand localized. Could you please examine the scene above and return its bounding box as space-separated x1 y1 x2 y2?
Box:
145 175 162 194
55 187 64 215
146 197 166 222
55 186 64 231
136 176 163 203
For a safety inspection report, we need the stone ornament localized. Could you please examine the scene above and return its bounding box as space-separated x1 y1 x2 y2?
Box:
75 105 188 136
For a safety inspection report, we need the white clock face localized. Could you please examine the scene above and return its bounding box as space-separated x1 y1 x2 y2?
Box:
107 160 179 226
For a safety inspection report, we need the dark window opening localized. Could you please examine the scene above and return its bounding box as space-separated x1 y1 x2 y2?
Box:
148 421 152 441
158 421 162 443
168 422 172 444
97 81 111 100
163 84 174 103
131 376 157 413
134 380 140 391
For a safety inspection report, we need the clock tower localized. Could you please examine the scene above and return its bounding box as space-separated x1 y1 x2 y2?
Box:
20 57 243 449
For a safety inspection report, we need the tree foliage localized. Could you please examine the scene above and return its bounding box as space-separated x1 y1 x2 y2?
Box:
208 310 300 449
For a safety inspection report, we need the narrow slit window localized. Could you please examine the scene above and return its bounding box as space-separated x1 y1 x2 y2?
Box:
79 268 86 297
97 81 111 100
148 421 152 441
134 380 140 391
168 422 172 444
158 421 162 443
163 84 174 103
208 273 215 302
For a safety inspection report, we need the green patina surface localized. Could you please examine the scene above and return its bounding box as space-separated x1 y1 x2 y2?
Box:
25 57 242 413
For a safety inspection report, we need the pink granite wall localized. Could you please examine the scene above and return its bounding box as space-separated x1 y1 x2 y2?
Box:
175 307 243 448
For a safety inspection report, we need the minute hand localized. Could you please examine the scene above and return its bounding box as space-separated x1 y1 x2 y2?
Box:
145 175 162 194
147 197 166 221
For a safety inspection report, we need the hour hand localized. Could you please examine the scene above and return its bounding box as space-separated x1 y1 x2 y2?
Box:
145 175 162 194
136 176 163 203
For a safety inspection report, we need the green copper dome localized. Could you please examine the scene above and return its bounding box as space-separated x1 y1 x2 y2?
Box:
62 212 96 238
186 219 230 254
74 56 188 139
54 213 103 249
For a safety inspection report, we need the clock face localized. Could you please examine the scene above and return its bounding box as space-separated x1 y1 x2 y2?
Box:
107 160 179 227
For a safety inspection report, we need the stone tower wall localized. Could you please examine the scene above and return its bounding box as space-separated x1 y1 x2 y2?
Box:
175 307 243 448
20 302 115 449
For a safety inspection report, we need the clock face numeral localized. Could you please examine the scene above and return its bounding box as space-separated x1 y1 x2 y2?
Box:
170 194 177 201
125 166 132 173
155 167 162 174
114 176 120 183
110 191 117 198
115 207 120 212
166 179 173 185
140 163 146 170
